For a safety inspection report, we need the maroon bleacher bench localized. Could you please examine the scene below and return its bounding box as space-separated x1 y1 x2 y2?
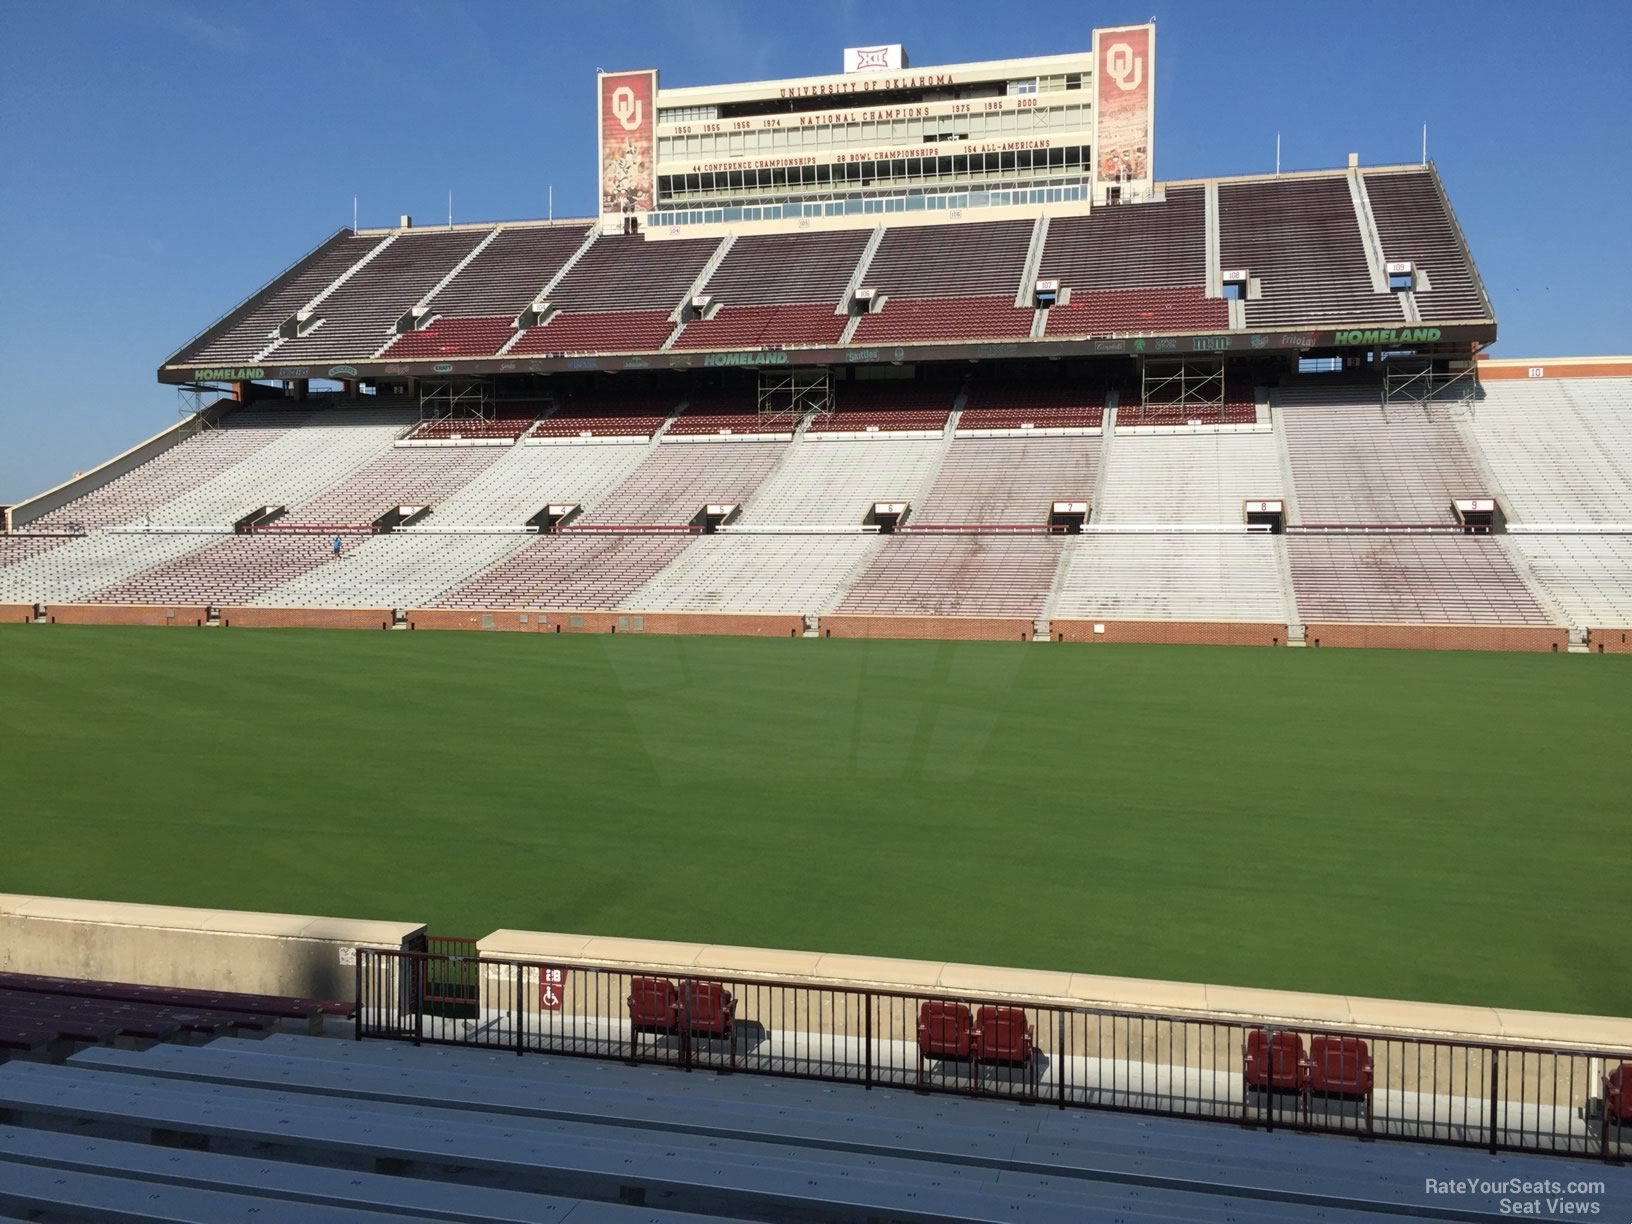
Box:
0 971 353 1035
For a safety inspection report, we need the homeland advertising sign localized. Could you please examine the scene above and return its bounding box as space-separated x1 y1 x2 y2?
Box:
598 69 657 232
1092 23 1154 188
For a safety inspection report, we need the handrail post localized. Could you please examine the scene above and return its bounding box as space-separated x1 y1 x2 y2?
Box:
515 961 525 1057
353 950 362 1042
1488 1047 1499 1154
1057 1011 1066 1109
864 991 873 1091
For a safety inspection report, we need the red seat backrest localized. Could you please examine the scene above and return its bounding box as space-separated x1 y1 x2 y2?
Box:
1244 1029 1307 1088
918 1001 973 1058
628 977 678 1026
1309 1035 1371 1092
1609 1064 1632 1120
680 981 733 1030
976 1006 1032 1062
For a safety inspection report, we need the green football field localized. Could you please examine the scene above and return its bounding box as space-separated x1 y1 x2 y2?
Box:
2 623 1627 1017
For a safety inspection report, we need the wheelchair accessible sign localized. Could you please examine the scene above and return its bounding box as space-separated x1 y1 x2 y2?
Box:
540 966 566 1011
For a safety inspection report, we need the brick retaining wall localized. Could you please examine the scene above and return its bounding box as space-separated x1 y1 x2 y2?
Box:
1053 619 1284 646
1304 623 1567 652
819 614 1033 641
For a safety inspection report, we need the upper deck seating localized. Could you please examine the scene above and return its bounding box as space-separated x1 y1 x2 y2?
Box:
380 315 516 358
419 224 591 318
1043 287 1227 337
509 309 677 355
1220 177 1396 328
699 229 870 305
274 229 491 361
1364 171 1488 321
175 234 384 365
851 219 1034 343
1038 187 1207 290
548 234 720 313
672 303 847 349
401 406 543 442
958 383 1105 432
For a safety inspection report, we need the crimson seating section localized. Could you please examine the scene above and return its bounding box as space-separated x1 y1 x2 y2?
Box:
273 230 491 361
672 303 847 349
698 229 871 305
510 309 676 355
838 536 1063 617
1044 287 1228 337
1244 1030 1306 1092
578 440 788 524
381 315 517 359
1039 187 1207 289
678 982 735 1039
853 294 1036 343
668 393 794 436
1118 377 1256 427
435 534 694 609
176 234 382 365
958 382 1106 431
1363 171 1489 321
1220 177 1397 328
90 534 366 606
403 406 544 442
546 234 720 312
863 219 1031 298
421 225 592 317
815 382 955 432
534 395 678 439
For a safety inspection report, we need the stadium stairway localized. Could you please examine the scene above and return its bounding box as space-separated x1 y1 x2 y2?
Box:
0 1035 1623 1222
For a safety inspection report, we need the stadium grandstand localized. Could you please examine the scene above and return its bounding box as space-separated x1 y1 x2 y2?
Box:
3 20 1631 1220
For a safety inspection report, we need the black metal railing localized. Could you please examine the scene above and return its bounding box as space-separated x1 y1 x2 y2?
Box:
356 948 1630 1163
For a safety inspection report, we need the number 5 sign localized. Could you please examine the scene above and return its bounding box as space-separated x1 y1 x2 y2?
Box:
539 966 566 1012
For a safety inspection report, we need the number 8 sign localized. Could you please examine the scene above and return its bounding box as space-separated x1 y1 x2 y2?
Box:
540 966 565 1012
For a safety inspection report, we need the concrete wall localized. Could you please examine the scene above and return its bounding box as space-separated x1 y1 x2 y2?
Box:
1054 619 1284 646
1588 627 1632 654
477 928 1632 1054
1304 623 1567 652
0 894 423 1002
820 614 1033 641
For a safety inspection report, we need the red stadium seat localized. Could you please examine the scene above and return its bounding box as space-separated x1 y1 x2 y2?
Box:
627 977 680 1036
974 1005 1035 1070
917 1001 974 1061
1244 1029 1307 1092
680 981 735 1040
1606 1064 1632 1123
1308 1035 1373 1097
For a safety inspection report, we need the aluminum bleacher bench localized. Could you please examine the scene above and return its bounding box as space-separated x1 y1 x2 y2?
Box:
0 1061 1089 1223
0 1127 694 1224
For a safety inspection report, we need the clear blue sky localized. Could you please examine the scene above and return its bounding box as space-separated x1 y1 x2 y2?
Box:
2 0 1628 502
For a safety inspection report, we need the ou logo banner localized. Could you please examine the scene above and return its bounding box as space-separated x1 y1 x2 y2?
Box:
1106 41 1143 91
611 85 643 131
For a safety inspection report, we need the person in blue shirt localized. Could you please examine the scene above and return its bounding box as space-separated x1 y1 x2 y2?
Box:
331 535 342 558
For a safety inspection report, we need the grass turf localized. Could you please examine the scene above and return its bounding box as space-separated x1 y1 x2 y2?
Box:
1 624 1627 1017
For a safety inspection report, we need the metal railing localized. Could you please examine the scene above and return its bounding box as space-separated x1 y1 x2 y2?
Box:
356 948 1630 1163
